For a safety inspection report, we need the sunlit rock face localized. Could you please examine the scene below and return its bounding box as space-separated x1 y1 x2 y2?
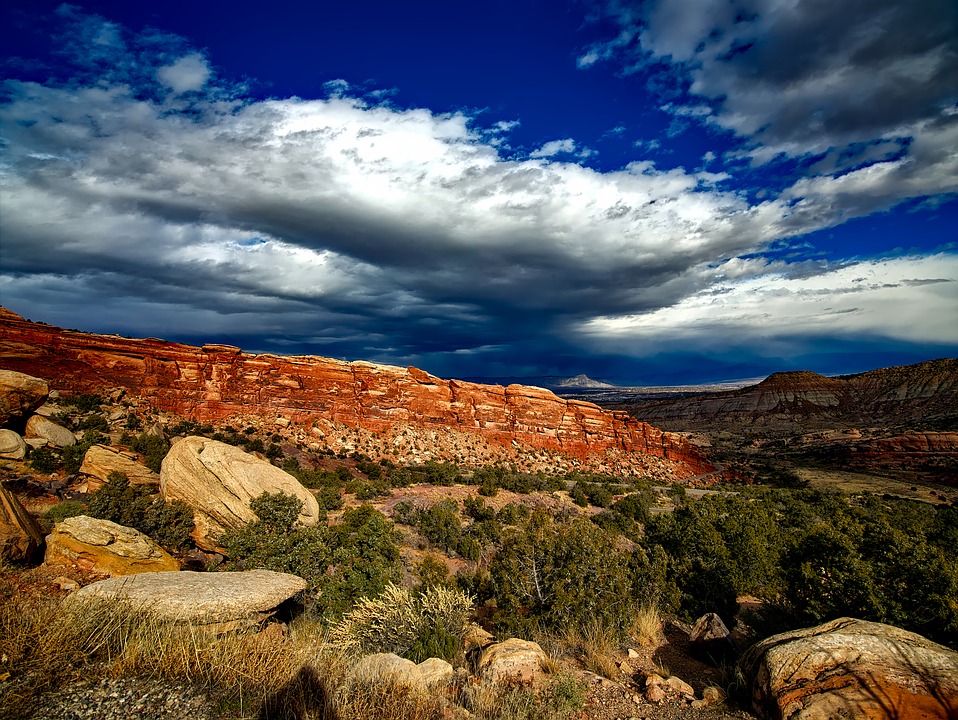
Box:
0 308 712 478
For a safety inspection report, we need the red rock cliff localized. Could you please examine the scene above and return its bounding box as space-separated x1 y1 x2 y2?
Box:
0 309 712 477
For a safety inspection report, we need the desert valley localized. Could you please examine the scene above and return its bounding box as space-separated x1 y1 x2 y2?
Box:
1 308 957 720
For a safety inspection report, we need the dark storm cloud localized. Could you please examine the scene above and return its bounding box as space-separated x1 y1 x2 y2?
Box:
0 6 956 378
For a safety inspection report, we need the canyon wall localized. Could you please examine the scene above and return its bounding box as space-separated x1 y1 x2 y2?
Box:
0 309 712 477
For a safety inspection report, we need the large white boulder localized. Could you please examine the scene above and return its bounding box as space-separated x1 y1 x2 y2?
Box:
738 617 958 720
25 415 76 448
160 436 320 551
71 569 307 627
0 429 27 460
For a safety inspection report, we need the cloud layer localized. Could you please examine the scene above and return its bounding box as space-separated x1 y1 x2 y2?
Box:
0 5 955 379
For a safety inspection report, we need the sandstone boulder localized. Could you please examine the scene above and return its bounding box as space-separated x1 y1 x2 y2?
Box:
80 444 160 486
160 436 320 551
0 483 45 562
351 653 454 692
0 370 48 426
70 569 307 627
477 638 547 684
44 515 179 576
738 617 958 720
25 415 76 448
0 429 27 460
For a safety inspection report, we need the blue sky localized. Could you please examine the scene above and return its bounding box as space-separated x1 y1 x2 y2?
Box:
1 1 956 384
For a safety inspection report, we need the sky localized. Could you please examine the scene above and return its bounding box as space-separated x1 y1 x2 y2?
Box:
0 0 956 385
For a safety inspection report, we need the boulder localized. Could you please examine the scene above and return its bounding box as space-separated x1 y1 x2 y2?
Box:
44 515 179 576
0 429 27 460
0 483 45 562
70 569 307 628
351 653 454 692
0 370 48 426
689 612 739 665
79 445 160 486
25 415 76 448
477 638 547 684
738 617 958 720
160 436 320 551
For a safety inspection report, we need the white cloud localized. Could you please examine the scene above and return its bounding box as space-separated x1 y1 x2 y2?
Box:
578 254 958 352
529 138 577 158
156 53 211 94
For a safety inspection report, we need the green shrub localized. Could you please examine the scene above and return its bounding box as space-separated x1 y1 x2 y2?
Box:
87 472 195 551
221 495 401 620
46 500 87 524
29 446 59 473
491 513 634 634
77 414 109 432
127 432 170 473
60 393 103 413
570 484 588 507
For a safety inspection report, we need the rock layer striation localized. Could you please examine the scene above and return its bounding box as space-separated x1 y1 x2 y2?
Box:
0 308 711 476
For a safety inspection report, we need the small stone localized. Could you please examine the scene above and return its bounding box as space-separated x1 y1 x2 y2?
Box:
53 576 80 591
645 685 666 703
665 675 695 697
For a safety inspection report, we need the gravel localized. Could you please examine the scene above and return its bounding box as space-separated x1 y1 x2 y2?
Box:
29 676 219 720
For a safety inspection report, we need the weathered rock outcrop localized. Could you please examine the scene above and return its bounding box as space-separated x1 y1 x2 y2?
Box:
71 570 307 627
738 617 958 720
1 483 45 562
0 309 712 477
44 515 179 576
0 368 48 426
79 445 160 487
160 436 321 551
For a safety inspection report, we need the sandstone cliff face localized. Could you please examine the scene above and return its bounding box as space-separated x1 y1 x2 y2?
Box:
0 309 711 477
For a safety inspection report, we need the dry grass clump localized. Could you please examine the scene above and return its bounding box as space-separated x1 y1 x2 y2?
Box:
462 672 585 720
0 575 577 720
629 604 665 647
541 619 622 680
328 583 472 663
0 581 332 720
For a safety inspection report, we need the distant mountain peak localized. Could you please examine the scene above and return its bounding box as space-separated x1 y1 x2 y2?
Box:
556 374 616 389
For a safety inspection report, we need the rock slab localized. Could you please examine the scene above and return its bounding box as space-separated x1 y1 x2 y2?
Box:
0 369 48 425
1 483 45 562
80 444 160 486
45 515 179 576
738 617 958 720
161 436 320 551
71 569 307 625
